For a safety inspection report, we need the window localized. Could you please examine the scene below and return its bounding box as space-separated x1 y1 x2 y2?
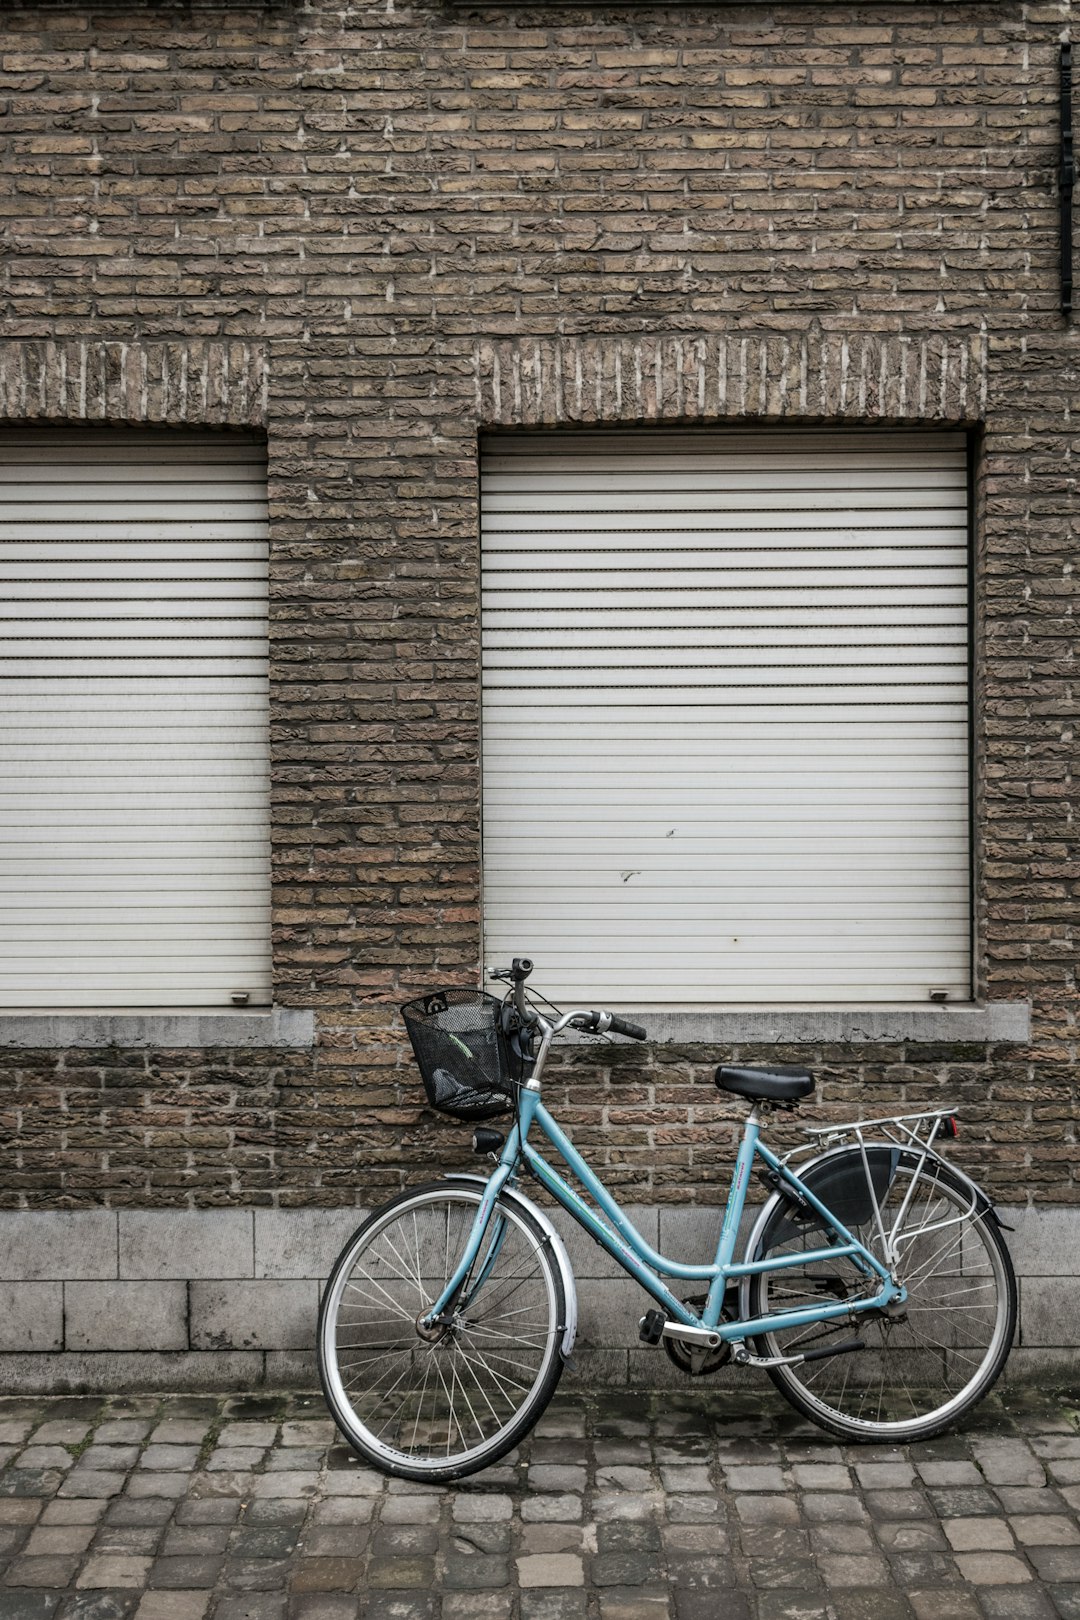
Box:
480 429 970 1006
0 429 271 1008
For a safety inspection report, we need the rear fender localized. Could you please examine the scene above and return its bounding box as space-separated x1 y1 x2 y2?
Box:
738 1143 1009 1322
444 1174 578 1359
932 1158 1014 1230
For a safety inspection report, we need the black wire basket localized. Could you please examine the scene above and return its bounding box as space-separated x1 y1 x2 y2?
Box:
401 989 525 1121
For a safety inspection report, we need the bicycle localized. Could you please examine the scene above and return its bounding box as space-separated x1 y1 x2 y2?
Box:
318 959 1017 1481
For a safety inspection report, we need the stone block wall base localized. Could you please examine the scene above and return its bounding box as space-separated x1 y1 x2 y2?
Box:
0 1205 1073 1393
0 1351 266 1394
1 1344 1078 1398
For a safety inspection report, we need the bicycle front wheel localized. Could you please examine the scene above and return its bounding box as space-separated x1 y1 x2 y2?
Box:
747 1152 1016 1442
318 1181 566 1481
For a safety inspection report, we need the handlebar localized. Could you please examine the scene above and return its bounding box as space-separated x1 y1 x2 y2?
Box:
574 1009 648 1042
607 1013 648 1041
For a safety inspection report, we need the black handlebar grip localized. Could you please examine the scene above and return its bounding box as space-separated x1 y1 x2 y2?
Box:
607 1014 648 1041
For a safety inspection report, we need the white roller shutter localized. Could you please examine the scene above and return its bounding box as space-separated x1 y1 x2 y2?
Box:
481 430 971 1005
0 430 271 1008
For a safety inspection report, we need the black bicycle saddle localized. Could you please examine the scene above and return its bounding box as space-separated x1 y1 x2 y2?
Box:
715 1065 815 1103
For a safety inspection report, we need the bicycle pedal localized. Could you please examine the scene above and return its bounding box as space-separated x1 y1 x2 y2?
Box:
638 1309 667 1346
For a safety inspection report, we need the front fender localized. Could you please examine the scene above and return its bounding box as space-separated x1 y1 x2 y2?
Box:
443 1174 578 1360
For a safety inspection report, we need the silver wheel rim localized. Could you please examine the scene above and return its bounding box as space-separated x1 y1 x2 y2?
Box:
321 1188 560 1472
757 1166 1012 1437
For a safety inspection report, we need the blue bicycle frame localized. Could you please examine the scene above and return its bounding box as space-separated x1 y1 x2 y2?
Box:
427 1085 904 1343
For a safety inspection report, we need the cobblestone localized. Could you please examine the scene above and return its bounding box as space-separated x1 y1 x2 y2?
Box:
0 1390 1077 1617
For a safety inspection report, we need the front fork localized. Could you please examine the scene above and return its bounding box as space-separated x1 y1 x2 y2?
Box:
423 1150 520 1326
458 1213 511 1311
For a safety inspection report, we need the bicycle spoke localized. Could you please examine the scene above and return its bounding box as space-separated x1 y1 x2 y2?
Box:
454 1371 488 1449
407 1357 434 1456
468 1262 545 1321
344 1271 414 1320
339 1342 411 1378
369 1358 424 1435
461 1340 546 1379
377 1231 425 1297
456 1338 531 1401
454 1343 511 1427
462 1322 548 1351
412 1211 425 1298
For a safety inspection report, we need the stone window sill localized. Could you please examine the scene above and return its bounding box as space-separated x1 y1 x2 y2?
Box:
615 1003 1031 1045
0 1003 1031 1049
0 1008 315 1049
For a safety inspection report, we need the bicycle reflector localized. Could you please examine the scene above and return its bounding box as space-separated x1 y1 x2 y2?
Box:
938 1115 959 1139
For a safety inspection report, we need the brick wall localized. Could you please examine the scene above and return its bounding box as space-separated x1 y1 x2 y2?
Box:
0 0 1076 1238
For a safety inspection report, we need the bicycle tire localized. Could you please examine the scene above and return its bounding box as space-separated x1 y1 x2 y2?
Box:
318 1180 566 1482
747 1150 1016 1443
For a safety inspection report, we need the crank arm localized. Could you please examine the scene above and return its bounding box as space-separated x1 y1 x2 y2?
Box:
638 1311 724 1352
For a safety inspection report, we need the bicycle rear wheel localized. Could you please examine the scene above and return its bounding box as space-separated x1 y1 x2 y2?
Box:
747 1151 1016 1442
318 1181 565 1481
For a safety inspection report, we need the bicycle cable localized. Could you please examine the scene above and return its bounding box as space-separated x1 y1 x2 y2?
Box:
493 973 619 1142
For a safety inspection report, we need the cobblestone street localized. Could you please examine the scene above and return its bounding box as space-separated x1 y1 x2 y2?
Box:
1 1386 1079 1619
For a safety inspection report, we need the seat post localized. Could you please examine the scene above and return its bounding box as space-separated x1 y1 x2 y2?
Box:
712 1104 762 1276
